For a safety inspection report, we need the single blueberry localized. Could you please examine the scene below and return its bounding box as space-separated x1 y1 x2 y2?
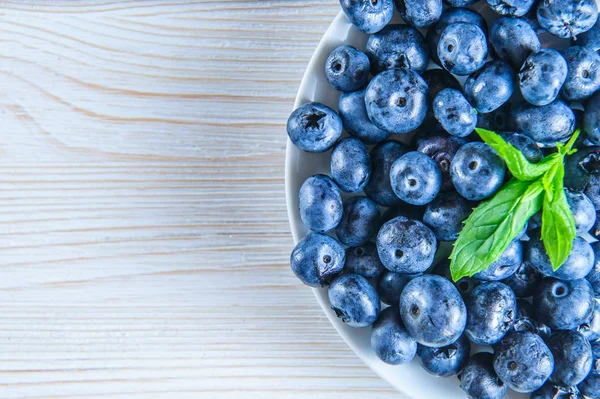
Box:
328 273 380 328
417 334 470 377
336 196 381 247
298 175 342 233
290 233 345 287
534 277 595 331
510 100 575 147
502 262 542 298
378 270 420 305
531 384 584 399
376 216 437 274
426 8 487 65
519 49 568 106
450 142 506 201
562 46 600 102
565 146 600 192
390 152 442 206
365 69 428 135
493 331 554 393
465 282 517 345
577 302 600 342
287 102 342 153
330 138 371 193
364 140 408 207
477 101 512 132
566 190 596 235
432 259 481 299
345 242 385 279
489 16 541 69
475 240 523 281
465 60 516 113
584 91 600 145
433 88 477 137
525 233 594 281
459 352 508 399
325 45 370 92
578 340 600 397
499 131 544 163
585 242 600 296
365 25 430 75
537 0 598 39
486 0 535 16
371 306 417 365
399 274 467 347
438 22 488 76
579 19 600 55
423 191 473 241
416 133 467 192
395 0 442 29
339 0 395 34
422 68 462 106
339 90 391 144
548 331 593 387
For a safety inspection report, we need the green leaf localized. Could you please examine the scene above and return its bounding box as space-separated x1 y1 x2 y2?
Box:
476 128 557 181
450 178 545 281
540 161 577 270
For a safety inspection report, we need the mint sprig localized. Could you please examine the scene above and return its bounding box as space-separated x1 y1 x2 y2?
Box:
450 128 580 281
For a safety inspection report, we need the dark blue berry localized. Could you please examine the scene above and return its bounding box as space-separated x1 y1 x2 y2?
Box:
390 151 442 206
291 233 345 287
287 102 342 153
371 306 417 364
336 196 381 247
328 273 380 327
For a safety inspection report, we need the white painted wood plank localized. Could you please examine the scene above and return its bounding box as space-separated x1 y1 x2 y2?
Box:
0 1 407 397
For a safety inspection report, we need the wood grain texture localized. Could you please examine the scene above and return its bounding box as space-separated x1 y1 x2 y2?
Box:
0 1 406 398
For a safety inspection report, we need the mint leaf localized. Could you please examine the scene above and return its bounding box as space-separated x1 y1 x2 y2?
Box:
450 178 545 281
476 128 557 181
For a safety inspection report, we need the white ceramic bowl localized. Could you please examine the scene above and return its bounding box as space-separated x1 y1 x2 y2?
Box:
284 6 578 398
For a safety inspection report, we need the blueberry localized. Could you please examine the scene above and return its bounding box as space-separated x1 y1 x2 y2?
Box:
422 68 462 106
416 133 467 192
377 216 437 274
426 8 487 65
534 278 595 331
526 234 594 281
486 0 535 16
345 243 385 279
510 100 575 147
537 0 598 39
450 142 506 201
330 138 371 194
579 19 600 55
287 102 342 153
493 331 554 393
433 89 477 138
531 384 584 399
417 334 470 377
465 282 517 345
325 46 370 92
585 242 600 296
290 233 345 287
566 190 596 235
338 90 391 144
395 0 442 29
459 352 508 399
562 46 600 102
489 16 541 69
423 191 473 241
400 274 467 347
365 68 428 135
503 262 542 298
328 273 380 327
371 306 417 365
475 240 523 281
465 60 516 113
565 146 600 191
336 196 381 247
577 302 600 342
438 22 488 76
378 270 420 305
519 49 568 106
339 0 395 34
548 331 593 387
499 131 544 163
298 175 343 233
578 341 600 397
477 101 512 132
364 140 408 207
584 91 600 145
390 152 442 206
365 25 430 75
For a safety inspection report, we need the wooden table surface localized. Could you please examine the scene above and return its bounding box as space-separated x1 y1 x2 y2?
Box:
0 1 405 397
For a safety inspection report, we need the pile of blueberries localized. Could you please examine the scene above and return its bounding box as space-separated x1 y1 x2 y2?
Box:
287 0 600 398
